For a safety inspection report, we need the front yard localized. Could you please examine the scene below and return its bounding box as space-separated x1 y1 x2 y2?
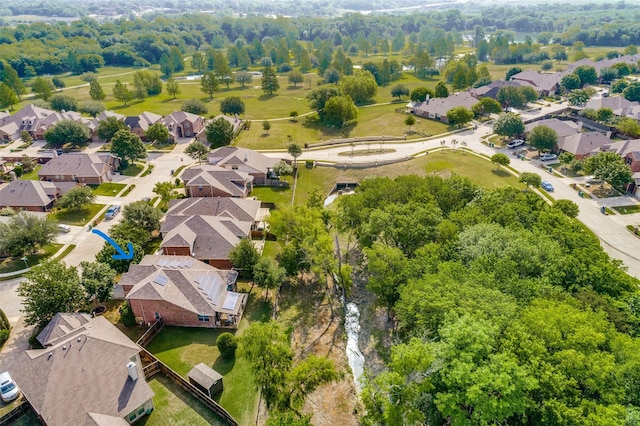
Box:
91 182 127 196
0 243 63 274
48 204 105 226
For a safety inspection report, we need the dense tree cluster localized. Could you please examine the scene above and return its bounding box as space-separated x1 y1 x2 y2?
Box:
335 175 640 425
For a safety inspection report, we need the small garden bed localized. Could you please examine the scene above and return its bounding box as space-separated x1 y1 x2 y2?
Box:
590 185 623 198
613 205 640 215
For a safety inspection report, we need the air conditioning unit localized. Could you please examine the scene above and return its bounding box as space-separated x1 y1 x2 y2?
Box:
127 361 138 381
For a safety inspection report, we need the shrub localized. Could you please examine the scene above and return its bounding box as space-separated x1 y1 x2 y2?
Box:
0 329 9 346
0 308 9 331
119 302 136 327
217 332 238 359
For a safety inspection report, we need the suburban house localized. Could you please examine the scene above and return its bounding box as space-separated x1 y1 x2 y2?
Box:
162 111 204 140
411 92 479 123
207 146 280 185
0 104 88 142
158 196 268 268
120 255 247 328
509 70 562 96
181 165 254 198
565 54 640 76
592 138 640 172
196 114 244 144
9 313 155 426
583 95 640 121
0 180 75 212
90 110 125 141
124 112 162 140
525 118 612 158
38 152 120 184
470 80 525 100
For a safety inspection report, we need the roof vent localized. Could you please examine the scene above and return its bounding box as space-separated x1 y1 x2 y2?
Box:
127 361 139 381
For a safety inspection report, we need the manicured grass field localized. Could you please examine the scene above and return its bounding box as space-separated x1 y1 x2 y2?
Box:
49 204 105 225
121 163 144 177
613 205 640 214
0 243 63 273
92 182 127 196
146 375 228 426
18 165 42 180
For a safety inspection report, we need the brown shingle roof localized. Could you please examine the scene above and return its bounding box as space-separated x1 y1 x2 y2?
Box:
11 316 153 426
412 92 479 120
166 197 261 222
207 146 279 175
0 180 57 208
181 166 253 197
37 313 92 347
38 153 116 181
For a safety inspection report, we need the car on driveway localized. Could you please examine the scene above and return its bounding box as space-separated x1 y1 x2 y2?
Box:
0 371 20 402
541 181 554 191
105 205 121 219
58 224 71 233
507 139 525 149
539 153 558 161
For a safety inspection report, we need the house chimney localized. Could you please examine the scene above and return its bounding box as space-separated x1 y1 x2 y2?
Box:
127 361 139 381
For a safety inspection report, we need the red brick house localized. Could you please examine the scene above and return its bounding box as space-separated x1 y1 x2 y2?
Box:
38 153 120 184
163 111 204 140
182 165 253 198
0 180 76 212
124 112 162 141
411 92 479 123
120 255 247 328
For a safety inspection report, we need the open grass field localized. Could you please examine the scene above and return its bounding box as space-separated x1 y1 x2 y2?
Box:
92 182 127 196
0 243 63 273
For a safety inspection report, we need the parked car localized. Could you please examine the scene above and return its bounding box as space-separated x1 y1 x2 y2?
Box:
539 153 558 161
0 371 20 402
585 176 603 185
541 181 554 191
58 224 71 233
507 139 525 149
105 205 121 219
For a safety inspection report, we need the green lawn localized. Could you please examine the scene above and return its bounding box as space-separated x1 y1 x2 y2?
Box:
18 165 42 180
92 182 127 196
121 184 135 197
48 204 105 225
144 375 228 426
122 163 144 177
251 186 292 208
145 290 269 426
0 243 63 273
613 205 640 215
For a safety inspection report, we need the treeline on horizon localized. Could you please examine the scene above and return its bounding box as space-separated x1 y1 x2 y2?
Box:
2 3 640 78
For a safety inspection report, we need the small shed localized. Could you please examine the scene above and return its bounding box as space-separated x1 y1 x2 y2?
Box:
188 363 223 398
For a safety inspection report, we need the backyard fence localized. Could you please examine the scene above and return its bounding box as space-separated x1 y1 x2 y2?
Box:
136 318 164 347
0 401 32 426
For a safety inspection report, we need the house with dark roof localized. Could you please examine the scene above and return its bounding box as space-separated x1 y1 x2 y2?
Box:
166 197 264 226
38 153 119 184
124 112 162 141
10 314 154 426
565 54 640 76
411 92 479 123
509 70 562 96
181 165 253 198
207 146 280 185
470 80 525 100
162 111 204 140
525 118 611 158
90 111 125 141
120 255 246 328
0 180 67 212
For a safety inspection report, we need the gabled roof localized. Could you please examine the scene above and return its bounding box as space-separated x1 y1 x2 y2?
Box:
188 363 222 389
124 112 162 131
592 139 640 157
525 119 581 139
181 165 253 197
0 180 58 208
510 70 562 92
123 255 244 316
558 131 612 156
470 80 524 99
38 153 116 179
11 316 153 426
412 92 479 118
585 95 638 112
208 146 279 175
565 54 640 75
163 111 201 125
166 196 261 222
37 313 92 347
161 215 251 260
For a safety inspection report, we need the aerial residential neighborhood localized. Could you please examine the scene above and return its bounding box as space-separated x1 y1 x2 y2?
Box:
3 1 640 425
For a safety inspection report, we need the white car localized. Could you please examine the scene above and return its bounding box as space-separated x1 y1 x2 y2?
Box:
507 139 525 149
0 371 20 402
58 224 71 233
539 153 558 161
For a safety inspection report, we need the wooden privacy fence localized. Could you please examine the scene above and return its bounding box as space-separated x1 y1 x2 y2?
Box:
139 348 238 426
0 401 32 426
136 318 164 347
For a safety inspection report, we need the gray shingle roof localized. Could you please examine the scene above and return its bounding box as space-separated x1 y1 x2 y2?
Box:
188 363 222 389
181 165 253 197
37 313 92 347
38 153 116 180
207 146 279 175
166 197 261 222
0 180 57 208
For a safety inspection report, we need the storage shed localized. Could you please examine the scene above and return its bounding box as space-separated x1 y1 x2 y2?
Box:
187 363 223 397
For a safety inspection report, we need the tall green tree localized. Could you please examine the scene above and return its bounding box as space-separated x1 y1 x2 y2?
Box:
235 71 253 88
200 72 218 99
152 181 179 204
49 94 78 112
340 70 377 104
184 141 209 164
145 122 169 144
446 106 474 127
583 152 633 189
527 125 558 152
31 77 54 101
110 129 146 168
122 201 162 232
213 51 233 88
166 77 180 99
0 212 57 257
89 79 106 101
493 112 525 139
434 81 449 98
323 95 358 127
491 153 511 170
220 96 245 115
1 62 25 100
80 261 117 304
112 80 133 106
44 120 91 148
519 172 542 189
0 82 18 109
229 238 260 279
18 261 84 328
262 66 280 95
57 186 96 211
252 257 285 300
97 116 127 141
205 117 234 148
